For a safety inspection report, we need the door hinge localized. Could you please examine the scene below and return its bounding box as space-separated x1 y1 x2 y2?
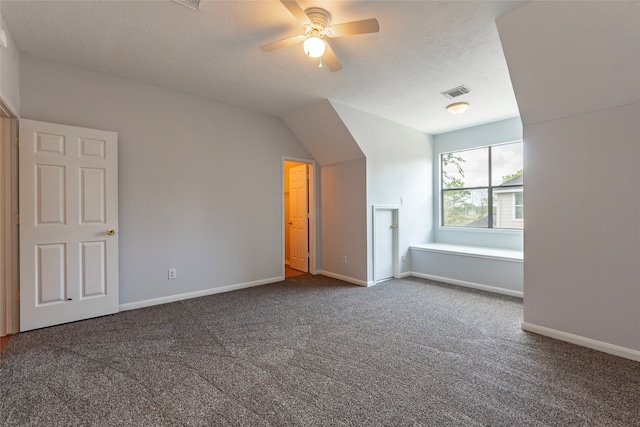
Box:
15 214 19 225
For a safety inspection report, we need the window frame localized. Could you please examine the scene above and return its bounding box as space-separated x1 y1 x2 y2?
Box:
513 191 524 221
440 140 523 229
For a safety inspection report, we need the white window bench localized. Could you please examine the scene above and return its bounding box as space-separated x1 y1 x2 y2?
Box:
409 243 523 297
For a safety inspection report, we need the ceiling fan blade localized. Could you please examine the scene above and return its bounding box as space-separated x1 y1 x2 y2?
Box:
259 35 304 52
323 42 343 72
329 18 380 37
280 0 311 26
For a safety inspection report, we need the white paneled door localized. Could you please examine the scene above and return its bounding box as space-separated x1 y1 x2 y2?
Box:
289 164 308 272
19 119 119 332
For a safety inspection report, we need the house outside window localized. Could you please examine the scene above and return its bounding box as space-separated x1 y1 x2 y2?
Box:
441 141 523 229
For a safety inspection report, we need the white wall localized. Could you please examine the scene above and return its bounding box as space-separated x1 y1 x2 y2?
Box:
20 54 311 306
433 117 523 250
331 101 433 281
319 158 368 284
498 1 640 356
0 14 20 116
411 248 523 295
523 104 640 352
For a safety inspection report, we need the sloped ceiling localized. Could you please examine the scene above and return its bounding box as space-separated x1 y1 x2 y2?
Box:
497 1 640 126
1 0 524 134
284 99 362 166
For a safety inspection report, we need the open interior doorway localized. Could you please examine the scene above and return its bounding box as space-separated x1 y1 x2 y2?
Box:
283 159 315 278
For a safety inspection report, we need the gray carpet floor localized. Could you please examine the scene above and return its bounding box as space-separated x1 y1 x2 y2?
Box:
1 275 639 426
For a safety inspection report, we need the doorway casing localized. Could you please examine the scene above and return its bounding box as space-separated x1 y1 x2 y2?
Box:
282 157 317 278
372 205 400 284
0 99 19 337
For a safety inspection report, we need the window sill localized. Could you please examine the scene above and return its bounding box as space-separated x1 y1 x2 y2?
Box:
437 226 523 235
410 243 523 262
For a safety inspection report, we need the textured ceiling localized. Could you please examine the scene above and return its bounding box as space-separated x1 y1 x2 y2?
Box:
1 0 524 134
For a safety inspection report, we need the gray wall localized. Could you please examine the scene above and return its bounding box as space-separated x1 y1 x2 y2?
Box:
319 158 368 283
0 14 20 115
433 117 523 251
331 101 433 281
523 104 640 351
283 100 367 284
498 1 640 353
287 100 433 284
20 54 311 305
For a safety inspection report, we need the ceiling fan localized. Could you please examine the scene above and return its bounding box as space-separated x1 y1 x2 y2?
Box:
259 0 380 72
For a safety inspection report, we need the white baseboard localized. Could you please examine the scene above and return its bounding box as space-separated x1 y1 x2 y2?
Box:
317 270 369 287
521 322 640 362
409 272 524 298
119 276 284 312
399 271 412 279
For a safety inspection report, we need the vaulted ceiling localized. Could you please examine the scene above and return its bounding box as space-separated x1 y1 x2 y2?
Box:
1 0 525 134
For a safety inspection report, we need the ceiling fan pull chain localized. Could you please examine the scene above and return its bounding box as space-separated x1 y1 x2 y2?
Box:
319 57 323 68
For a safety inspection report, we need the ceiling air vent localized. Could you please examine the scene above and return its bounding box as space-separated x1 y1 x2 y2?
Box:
441 85 471 99
173 0 203 11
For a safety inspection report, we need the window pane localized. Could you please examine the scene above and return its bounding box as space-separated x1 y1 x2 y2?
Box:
443 189 489 227
491 142 523 186
515 192 524 219
492 187 523 229
441 148 488 189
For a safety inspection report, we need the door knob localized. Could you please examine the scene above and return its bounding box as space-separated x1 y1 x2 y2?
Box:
107 228 116 236
288 222 293 225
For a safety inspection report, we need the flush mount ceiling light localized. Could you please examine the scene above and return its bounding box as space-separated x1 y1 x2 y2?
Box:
447 102 469 115
303 36 326 58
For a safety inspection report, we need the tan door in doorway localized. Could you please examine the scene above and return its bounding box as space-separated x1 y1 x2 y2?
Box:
289 164 308 272
19 119 119 331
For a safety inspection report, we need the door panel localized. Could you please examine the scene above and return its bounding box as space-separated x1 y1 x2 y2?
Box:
20 119 119 331
81 241 106 297
37 164 66 224
289 164 308 272
374 209 395 282
80 167 106 223
37 243 66 304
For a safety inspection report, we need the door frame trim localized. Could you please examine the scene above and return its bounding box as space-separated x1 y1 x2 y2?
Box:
372 205 400 284
282 157 317 278
0 113 19 337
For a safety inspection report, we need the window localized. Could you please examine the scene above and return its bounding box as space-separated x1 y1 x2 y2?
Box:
441 141 523 229
514 192 524 220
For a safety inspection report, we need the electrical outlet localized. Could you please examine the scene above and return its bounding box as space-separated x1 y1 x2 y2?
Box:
168 269 177 280
342 256 347 264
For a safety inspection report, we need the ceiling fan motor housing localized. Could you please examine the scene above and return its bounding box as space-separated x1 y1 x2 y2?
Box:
304 8 331 34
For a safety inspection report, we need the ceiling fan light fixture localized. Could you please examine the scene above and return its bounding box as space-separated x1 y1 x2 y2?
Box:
303 36 326 58
447 102 469 115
